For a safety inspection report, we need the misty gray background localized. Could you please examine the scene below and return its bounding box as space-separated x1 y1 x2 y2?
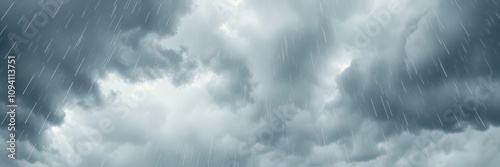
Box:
1 0 500 166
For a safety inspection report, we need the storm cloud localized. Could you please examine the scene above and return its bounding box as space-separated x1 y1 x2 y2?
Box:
1 0 499 167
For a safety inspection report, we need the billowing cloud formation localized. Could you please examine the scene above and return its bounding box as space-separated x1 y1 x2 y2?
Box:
0 0 499 166
337 0 500 133
0 0 194 165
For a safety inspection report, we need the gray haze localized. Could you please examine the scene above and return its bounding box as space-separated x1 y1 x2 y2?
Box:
1 0 500 166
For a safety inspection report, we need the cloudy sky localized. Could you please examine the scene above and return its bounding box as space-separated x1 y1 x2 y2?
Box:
1 0 500 166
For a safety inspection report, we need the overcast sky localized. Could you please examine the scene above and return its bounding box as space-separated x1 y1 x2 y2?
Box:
1 0 500 166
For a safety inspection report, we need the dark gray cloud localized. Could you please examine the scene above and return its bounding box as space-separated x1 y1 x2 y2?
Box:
1 0 500 166
337 0 500 134
0 0 194 165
